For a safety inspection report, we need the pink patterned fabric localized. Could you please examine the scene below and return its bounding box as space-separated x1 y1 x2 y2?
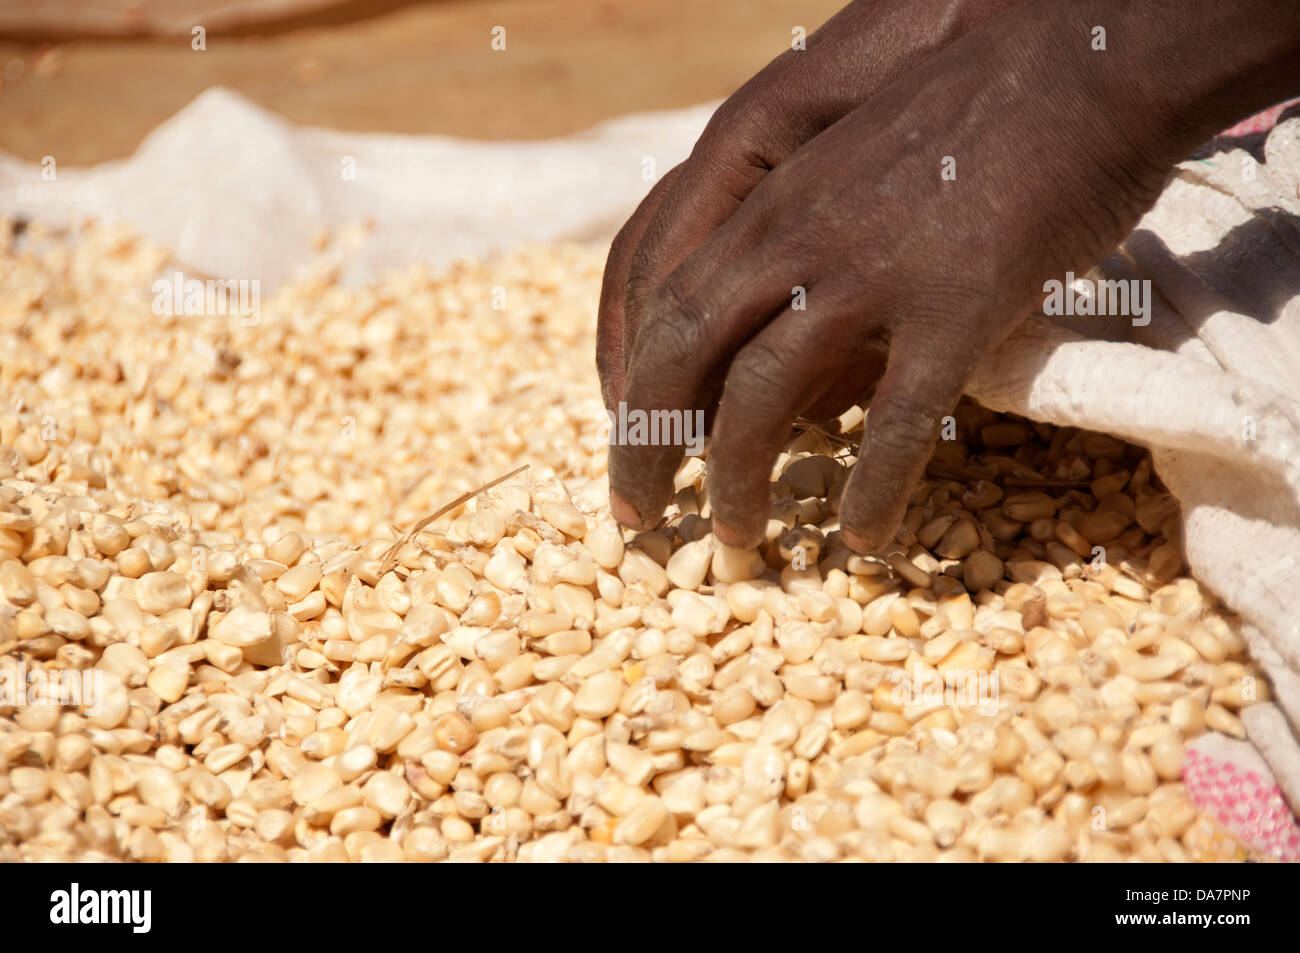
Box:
1183 747 1300 861
1220 98 1300 138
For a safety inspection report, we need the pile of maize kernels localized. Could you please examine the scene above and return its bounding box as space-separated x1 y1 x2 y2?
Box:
0 219 1268 862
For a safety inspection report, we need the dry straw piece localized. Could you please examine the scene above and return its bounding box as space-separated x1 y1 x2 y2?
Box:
0 219 1272 862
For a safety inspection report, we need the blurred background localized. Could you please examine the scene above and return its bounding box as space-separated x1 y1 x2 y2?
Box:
0 0 844 164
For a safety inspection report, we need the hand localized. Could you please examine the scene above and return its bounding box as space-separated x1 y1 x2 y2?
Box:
600 0 1300 552
596 0 1018 407
603 4 1174 551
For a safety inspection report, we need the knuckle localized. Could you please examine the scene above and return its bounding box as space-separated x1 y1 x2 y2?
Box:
724 340 791 420
624 241 674 312
625 286 706 399
867 393 943 456
699 98 763 155
696 102 782 191
643 303 700 367
645 277 707 338
623 267 656 316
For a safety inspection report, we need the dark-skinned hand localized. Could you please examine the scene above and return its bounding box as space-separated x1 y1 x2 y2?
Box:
598 0 1300 552
597 0 1018 407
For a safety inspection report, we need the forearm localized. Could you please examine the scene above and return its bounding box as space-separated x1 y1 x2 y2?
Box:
937 0 1300 280
1065 0 1300 163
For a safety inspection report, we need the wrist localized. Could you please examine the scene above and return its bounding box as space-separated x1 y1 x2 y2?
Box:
1062 0 1300 164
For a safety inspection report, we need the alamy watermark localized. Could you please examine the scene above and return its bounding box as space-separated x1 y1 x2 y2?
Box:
1042 272 1150 326
606 401 705 457
0 663 104 716
889 668 999 716
49 883 151 933
151 270 260 326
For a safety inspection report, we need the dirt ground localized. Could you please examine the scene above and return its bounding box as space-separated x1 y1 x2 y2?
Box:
0 0 843 166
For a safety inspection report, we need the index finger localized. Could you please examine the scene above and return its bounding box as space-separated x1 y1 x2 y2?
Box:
597 166 682 409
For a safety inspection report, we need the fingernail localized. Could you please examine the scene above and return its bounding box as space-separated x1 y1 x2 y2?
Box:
610 490 644 530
